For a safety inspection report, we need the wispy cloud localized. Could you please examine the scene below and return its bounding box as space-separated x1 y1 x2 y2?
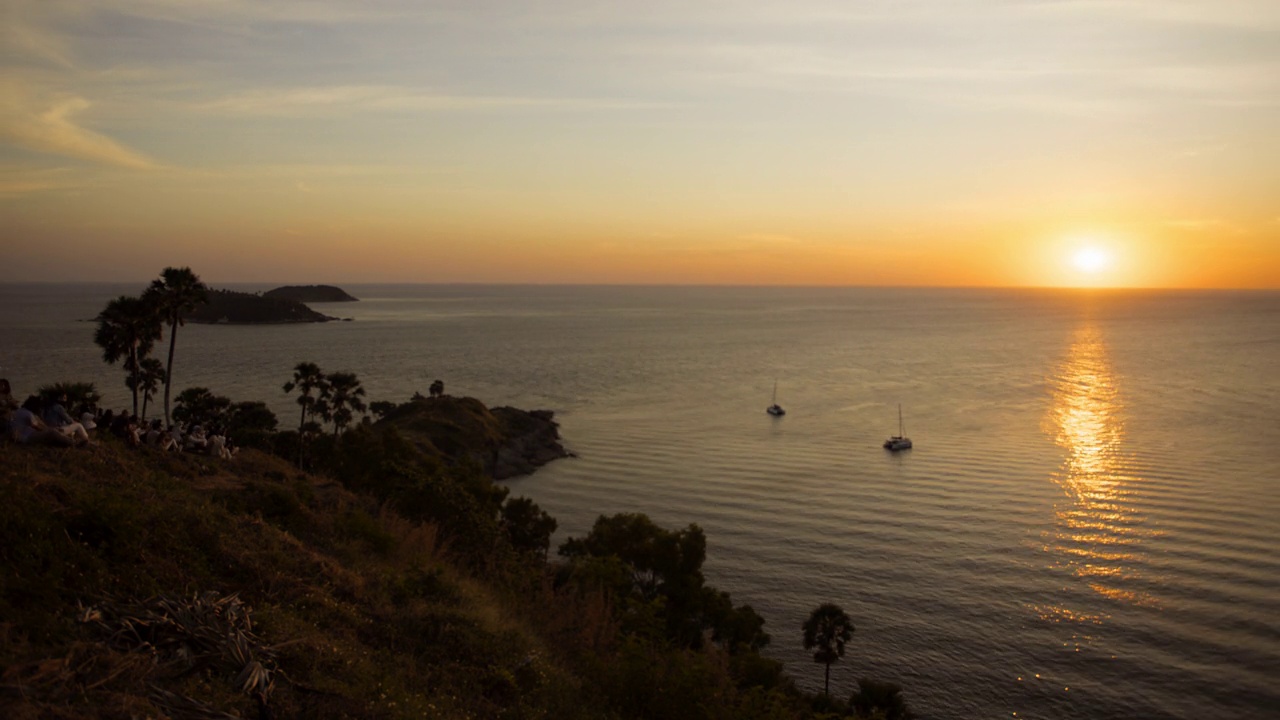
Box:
0 81 157 168
195 85 665 116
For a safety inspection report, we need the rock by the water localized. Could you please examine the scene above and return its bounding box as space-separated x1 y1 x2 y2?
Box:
187 289 339 324
263 285 358 303
375 396 570 480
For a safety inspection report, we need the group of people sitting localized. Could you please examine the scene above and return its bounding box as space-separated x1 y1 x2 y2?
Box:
1 380 95 447
1 379 235 459
117 415 238 460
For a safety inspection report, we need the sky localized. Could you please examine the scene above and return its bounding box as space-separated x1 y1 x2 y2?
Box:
2 0 1278 287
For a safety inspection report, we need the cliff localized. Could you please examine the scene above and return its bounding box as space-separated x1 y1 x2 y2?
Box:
375 395 572 480
263 285 359 303
187 288 340 324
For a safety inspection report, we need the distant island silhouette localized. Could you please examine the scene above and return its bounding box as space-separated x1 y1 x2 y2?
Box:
188 288 343 324
263 285 358 303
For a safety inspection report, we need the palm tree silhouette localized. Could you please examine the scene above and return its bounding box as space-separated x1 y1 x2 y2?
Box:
803 603 855 698
145 267 208 427
323 371 367 437
94 294 162 416
127 357 166 420
283 362 329 433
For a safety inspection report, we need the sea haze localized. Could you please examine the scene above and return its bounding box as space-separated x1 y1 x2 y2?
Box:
3 284 1277 720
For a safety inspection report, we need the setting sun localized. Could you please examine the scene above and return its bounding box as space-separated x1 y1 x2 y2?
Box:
1072 247 1112 275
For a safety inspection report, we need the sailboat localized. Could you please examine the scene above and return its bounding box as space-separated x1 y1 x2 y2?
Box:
766 380 786 417
883 404 912 450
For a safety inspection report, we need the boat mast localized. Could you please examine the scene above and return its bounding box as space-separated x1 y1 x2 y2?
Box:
898 404 904 437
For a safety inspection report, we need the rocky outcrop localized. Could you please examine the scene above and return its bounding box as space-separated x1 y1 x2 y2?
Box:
263 285 359 303
187 289 339 324
375 396 571 480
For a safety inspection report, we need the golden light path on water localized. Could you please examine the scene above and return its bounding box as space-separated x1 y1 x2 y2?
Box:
1040 322 1158 629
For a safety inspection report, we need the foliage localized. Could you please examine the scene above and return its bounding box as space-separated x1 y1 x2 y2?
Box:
93 294 162 416
322 371 367 436
283 362 329 434
559 513 772 657
225 400 279 450
36 381 101 415
306 423 509 567
173 387 232 427
850 678 913 720
803 603 855 698
125 356 166 420
500 496 557 559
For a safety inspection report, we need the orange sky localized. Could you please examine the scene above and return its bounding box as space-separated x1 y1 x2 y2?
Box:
2 2 1278 288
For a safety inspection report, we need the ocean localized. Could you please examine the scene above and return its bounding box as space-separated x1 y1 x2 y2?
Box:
2 283 1277 719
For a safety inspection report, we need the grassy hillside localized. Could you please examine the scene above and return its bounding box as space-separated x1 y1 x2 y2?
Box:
1 441 586 719
1 421 912 719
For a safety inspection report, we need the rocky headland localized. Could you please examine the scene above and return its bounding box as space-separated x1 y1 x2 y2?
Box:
376 395 571 479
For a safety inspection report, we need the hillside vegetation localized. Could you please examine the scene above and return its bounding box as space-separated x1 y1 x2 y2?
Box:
1 405 912 720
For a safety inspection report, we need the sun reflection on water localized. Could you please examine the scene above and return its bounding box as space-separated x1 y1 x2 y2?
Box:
1040 323 1157 620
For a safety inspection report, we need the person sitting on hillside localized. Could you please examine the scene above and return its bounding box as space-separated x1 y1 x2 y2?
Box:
79 412 98 437
123 415 142 448
145 419 176 451
10 397 75 447
38 395 93 445
206 426 235 460
144 419 160 446
184 425 208 453
42 394 75 427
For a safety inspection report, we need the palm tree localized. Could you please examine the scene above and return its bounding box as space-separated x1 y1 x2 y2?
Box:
127 357 166 420
282 362 329 433
144 267 208 427
803 603 855 698
94 294 162 415
323 371 367 437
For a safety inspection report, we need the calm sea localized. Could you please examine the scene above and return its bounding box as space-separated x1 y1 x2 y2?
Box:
2 284 1277 720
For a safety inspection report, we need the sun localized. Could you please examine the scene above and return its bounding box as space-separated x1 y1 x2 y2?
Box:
1071 246 1112 275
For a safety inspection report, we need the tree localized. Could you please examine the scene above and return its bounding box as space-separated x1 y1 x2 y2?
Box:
803 603 854 698
283 362 329 433
172 387 231 427
559 513 717 647
369 400 397 419
323 371 367 437
850 678 912 720
93 294 162 415
500 496 557 559
225 400 278 449
144 267 208 426
126 357 166 420
429 379 444 398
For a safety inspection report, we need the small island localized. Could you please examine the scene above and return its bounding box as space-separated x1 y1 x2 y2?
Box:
187 289 340 324
263 284 358 303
